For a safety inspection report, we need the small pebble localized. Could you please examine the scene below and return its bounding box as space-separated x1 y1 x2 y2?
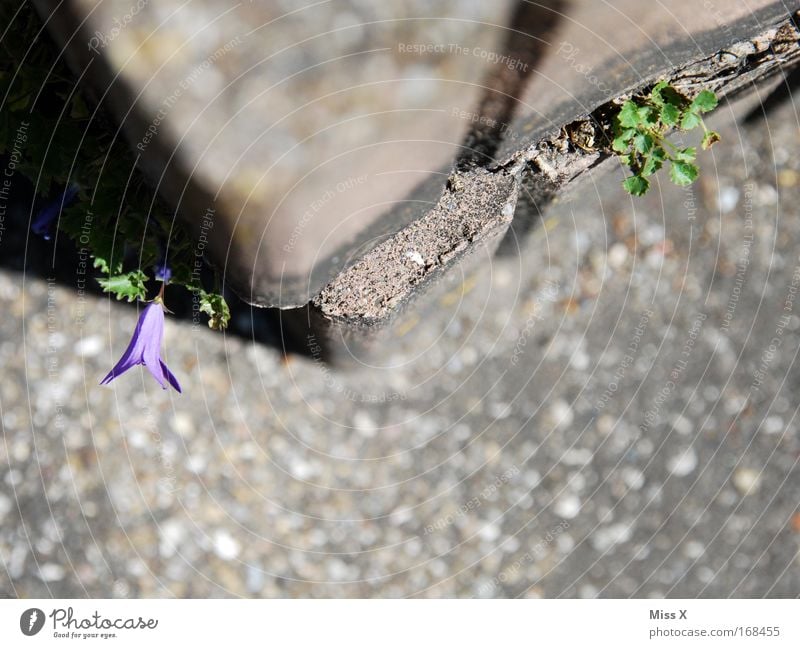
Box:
213 530 241 561
608 243 628 269
684 540 705 560
562 448 593 467
597 415 615 435
554 494 581 519
488 402 511 420
591 523 632 552
667 449 698 477
171 412 194 437
622 467 645 491
697 566 716 583
756 184 778 205
73 335 103 357
353 411 377 437
405 250 425 266
570 349 590 371
672 415 693 436
717 186 740 213
550 400 574 428
479 523 501 542
762 416 783 435
39 563 65 582
733 468 761 496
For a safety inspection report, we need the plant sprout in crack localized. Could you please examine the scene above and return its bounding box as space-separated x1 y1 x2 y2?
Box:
612 82 721 196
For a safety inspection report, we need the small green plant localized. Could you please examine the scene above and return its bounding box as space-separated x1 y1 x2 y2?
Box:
612 81 720 196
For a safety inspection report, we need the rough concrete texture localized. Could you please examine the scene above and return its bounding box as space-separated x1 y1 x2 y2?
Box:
35 0 518 305
315 4 800 329
1 93 799 597
37 0 797 310
315 166 518 323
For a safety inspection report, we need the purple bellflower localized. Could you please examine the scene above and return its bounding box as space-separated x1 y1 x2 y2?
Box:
100 298 182 392
32 184 79 240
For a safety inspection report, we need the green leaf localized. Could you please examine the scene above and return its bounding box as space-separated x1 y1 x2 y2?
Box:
701 130 721 150
673 147 696 163
650 81 669 106
690 89 718 113
93 257 111 274
680 111 701 130
612 135 630 153
638 105 658 126
612 127 636 152
97 270 148 302
660 103 680 126
642 148 666 177
633 132 654 154
198 291 231 331
669 161 699 186
618 101 641 128
623 175 650 196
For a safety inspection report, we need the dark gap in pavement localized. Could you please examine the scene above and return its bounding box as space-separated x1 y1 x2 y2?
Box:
0 161 312 357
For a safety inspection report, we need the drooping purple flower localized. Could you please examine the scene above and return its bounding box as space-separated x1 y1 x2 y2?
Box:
100 300 181 392
32 184 79 240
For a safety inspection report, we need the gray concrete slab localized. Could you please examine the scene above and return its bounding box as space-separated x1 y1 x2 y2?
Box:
1 94 798 598
35 0 519 306
36 0 800 316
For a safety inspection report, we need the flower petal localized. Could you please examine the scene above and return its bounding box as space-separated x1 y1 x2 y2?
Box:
31 184 79 240
137 302 165 348
100 358 136 385
154 257 172 283
101 302 163 386
140 307 166 385
159 360 182 393
100 320 148 384
145 360 168 389
31 203 59 239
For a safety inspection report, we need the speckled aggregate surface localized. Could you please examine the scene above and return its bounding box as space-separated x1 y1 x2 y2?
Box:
1 100 799 598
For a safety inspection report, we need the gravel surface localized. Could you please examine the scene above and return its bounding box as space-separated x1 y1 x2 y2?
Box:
1 100 799 598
